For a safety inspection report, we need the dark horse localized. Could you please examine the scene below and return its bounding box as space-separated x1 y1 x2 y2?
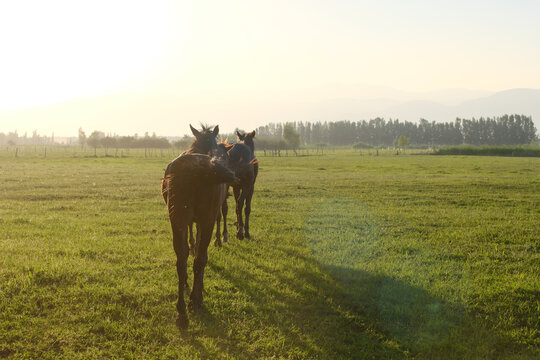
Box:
161 125 235 329
214 140 234 247
189 139 233 249
228 130 258 239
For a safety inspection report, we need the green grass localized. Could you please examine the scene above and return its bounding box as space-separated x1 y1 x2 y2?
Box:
0 149 538 359
434 145 540 157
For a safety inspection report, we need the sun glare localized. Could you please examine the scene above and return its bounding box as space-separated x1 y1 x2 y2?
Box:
0 0 184 110
0 0 538 135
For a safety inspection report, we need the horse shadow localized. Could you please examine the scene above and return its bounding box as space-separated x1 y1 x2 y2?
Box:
192 241 530 359
200 245 406 359
186 242 448 358
181 196 532 358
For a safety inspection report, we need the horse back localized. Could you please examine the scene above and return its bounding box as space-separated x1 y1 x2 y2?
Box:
162 154 235 226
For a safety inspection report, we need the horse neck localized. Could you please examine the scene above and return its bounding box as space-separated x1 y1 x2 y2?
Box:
239 139 254 154
230 143 252 163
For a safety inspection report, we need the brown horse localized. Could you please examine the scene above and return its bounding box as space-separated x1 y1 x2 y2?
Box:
161 125 235 329
228 130 258 239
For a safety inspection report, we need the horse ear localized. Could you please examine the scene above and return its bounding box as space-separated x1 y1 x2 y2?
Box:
190 124 200 137
249 130 256 138
236 131 244 140
213 125 219 136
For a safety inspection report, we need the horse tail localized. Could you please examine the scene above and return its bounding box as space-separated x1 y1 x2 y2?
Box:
161 162 172 205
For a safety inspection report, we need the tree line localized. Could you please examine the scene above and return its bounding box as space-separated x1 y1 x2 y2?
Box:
256 114 537 147
0 130 57 146
78 129 171 156
2 114 537 151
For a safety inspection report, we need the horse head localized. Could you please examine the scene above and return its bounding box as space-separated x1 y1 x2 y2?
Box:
236 130 256 153
190 124 219 156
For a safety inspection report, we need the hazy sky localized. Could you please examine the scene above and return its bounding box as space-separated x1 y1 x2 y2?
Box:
1 0 539 135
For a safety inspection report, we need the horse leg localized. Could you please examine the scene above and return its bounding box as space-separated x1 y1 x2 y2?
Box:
188 223 196 256
233 185 241 208
234 186 246 240
189 219 213 312
172 223 189 329
222 198 229 243
196 224 201 257
244 185 254 239
233 186 241 239
214 210 222 247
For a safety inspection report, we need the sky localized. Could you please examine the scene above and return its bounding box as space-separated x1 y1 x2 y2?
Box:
0 0 539 136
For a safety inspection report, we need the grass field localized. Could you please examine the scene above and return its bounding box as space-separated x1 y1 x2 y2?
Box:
1 149 539 359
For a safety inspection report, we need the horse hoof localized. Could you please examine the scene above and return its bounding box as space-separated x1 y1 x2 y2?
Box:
236 232 244 240
245 232 251 239
223 234 229 243
214 239 222 247
176 314 189 329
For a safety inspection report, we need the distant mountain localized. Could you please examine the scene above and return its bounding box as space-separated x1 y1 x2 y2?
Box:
413 88 494 106
356 88 540 128
1 88 538 136
380 100 452 122
456 89 540 121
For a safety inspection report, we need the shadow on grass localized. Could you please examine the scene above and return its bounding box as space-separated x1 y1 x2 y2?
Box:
198 244 515 359
302 260 537 359
297 197 535 359
181 197 535 359
203 246 406 359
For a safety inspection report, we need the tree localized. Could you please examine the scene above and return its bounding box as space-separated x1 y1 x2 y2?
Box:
316 143 327 155
395 135 410 154
173 136 193 151
87 131 104 156
397 135 409 148
78 128 86 149
283 123 300 156
100 136 116 156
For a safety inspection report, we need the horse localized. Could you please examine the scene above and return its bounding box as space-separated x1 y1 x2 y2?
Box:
213 139 234 247
228 130 258 239
161 124 236 329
